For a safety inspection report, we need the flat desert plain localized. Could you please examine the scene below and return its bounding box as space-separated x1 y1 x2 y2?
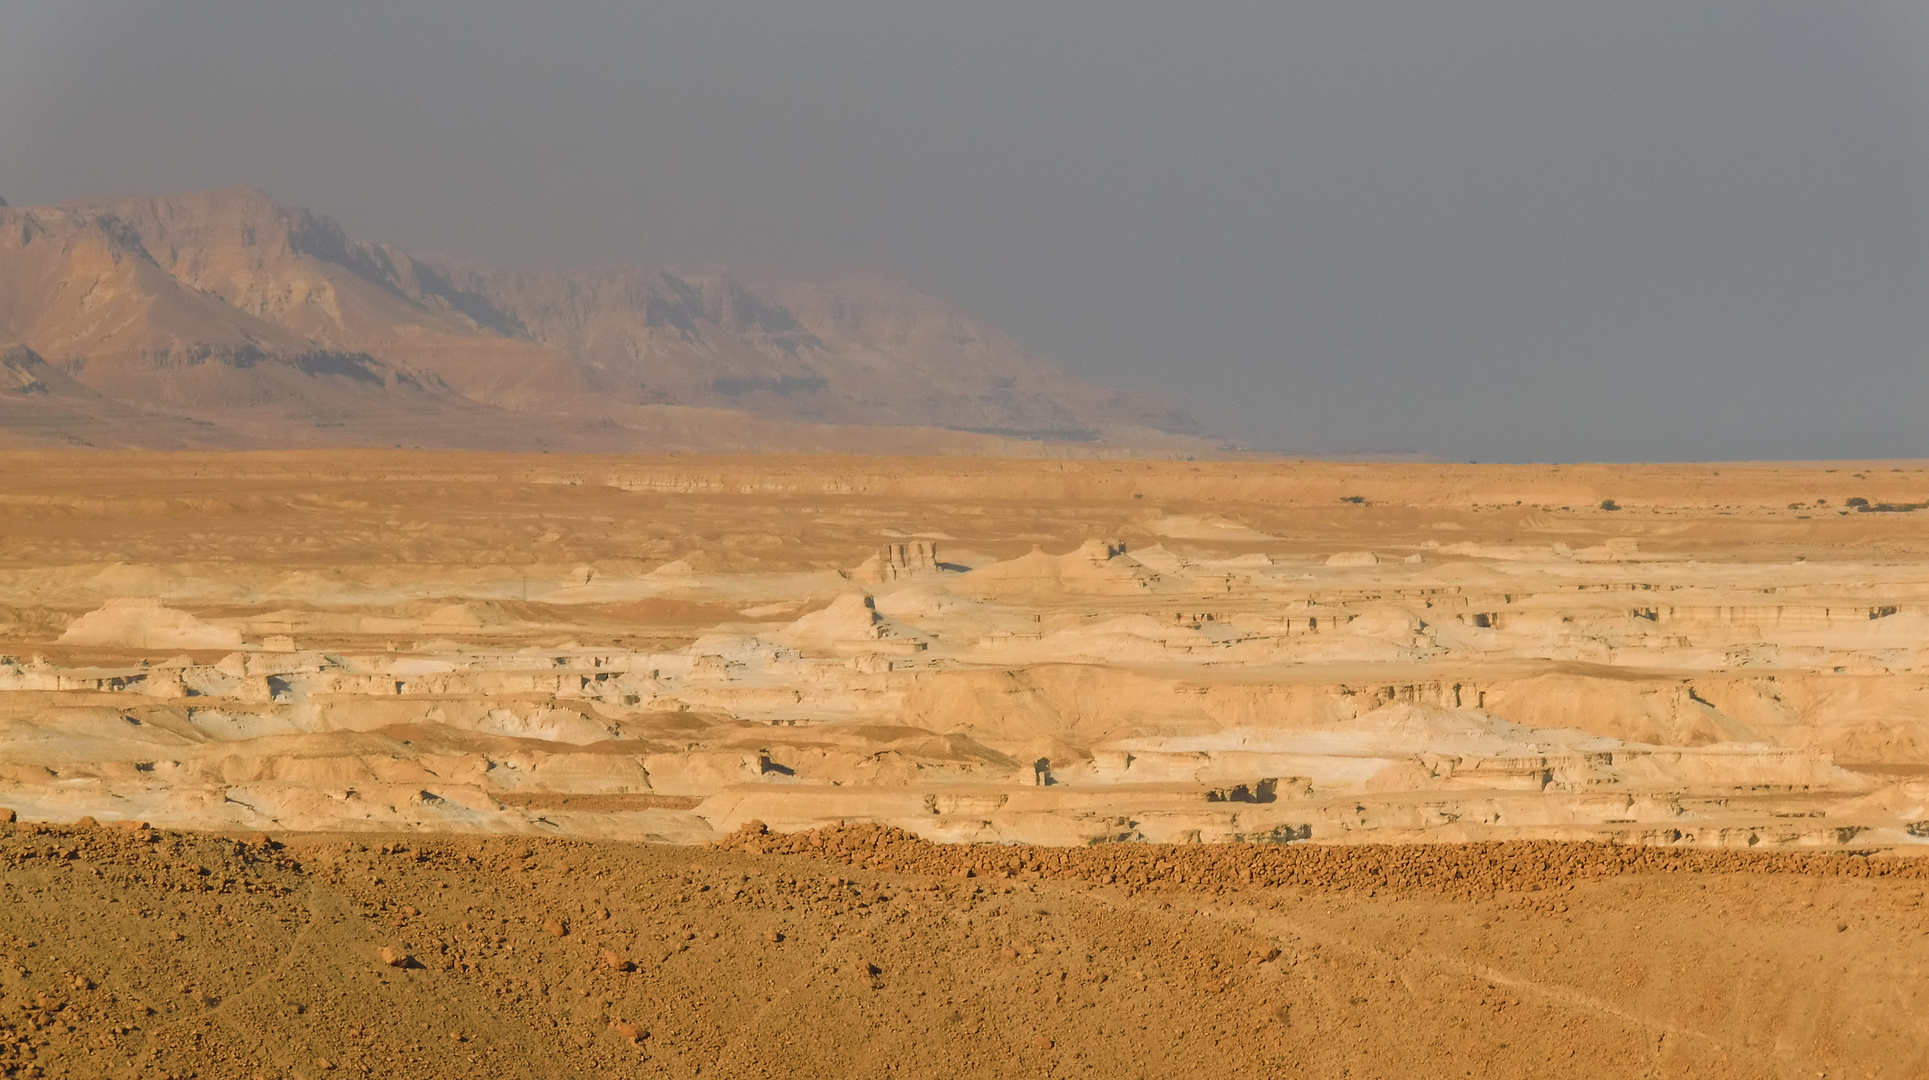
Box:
1 452 1927 1078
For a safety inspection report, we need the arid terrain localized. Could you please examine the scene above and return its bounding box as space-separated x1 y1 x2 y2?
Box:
4 450 1929 1078
0 189 1208 455
9 5 1925 1073
2 451 1927 851
0 820 1925 1080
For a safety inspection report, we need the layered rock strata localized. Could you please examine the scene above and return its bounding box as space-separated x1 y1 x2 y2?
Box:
1 452 1926 849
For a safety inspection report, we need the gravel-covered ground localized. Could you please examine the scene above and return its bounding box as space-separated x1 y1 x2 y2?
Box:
2 818 1925 1079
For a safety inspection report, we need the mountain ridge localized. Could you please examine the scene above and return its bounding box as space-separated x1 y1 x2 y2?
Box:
0 186 1211 453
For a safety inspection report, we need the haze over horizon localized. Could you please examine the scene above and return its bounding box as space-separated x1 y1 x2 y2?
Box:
4 1 1929 462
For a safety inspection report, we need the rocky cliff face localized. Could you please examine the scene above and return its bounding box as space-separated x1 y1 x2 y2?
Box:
0 187 1205 450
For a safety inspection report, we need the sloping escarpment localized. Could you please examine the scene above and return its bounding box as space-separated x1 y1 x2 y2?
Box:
0 187 1209 452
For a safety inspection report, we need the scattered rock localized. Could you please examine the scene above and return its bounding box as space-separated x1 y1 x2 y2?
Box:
610 1020 647 1043
0 815 1920 1078
544 920 568 938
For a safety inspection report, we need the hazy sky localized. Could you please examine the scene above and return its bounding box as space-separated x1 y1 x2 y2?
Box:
4 1 1928 461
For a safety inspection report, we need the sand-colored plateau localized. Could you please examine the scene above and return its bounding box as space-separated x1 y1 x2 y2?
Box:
3 451 1928 855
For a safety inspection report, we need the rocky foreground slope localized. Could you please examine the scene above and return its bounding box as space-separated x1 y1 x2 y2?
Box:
0 819 1924 1079
2 452 1927 851
0 188 1205 453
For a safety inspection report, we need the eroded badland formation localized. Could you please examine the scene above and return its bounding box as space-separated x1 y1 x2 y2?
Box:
3 452 1927 847
4 453 1929 1078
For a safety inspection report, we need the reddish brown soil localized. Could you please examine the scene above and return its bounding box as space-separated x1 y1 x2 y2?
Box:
2 820 1926 1079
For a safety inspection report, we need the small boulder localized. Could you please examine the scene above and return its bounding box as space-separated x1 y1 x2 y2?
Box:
377 947 410 968
544 920 568 938
601 950 634 972
610 1019 647 1043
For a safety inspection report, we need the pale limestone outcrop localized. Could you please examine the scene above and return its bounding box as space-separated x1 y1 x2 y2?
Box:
850 541 946 584
5 454 1929 850
59 599 244 651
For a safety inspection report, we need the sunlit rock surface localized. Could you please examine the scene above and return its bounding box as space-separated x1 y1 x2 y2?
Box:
2 451 1927 850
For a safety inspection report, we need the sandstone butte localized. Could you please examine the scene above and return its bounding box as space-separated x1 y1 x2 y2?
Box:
2 451 1929 1078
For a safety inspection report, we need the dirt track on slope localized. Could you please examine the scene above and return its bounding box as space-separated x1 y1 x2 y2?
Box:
2 819 1926 1080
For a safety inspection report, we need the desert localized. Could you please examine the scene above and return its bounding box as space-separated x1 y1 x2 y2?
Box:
0 188 1210 457
4 452 1927 850
12 4 1929 1074
1 820 1925 1080
4 451 1929 1077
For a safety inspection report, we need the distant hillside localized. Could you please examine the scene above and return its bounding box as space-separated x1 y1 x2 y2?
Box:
0 187 1210 452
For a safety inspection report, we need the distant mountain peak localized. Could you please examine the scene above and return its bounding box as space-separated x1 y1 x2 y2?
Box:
0 187 1210 453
